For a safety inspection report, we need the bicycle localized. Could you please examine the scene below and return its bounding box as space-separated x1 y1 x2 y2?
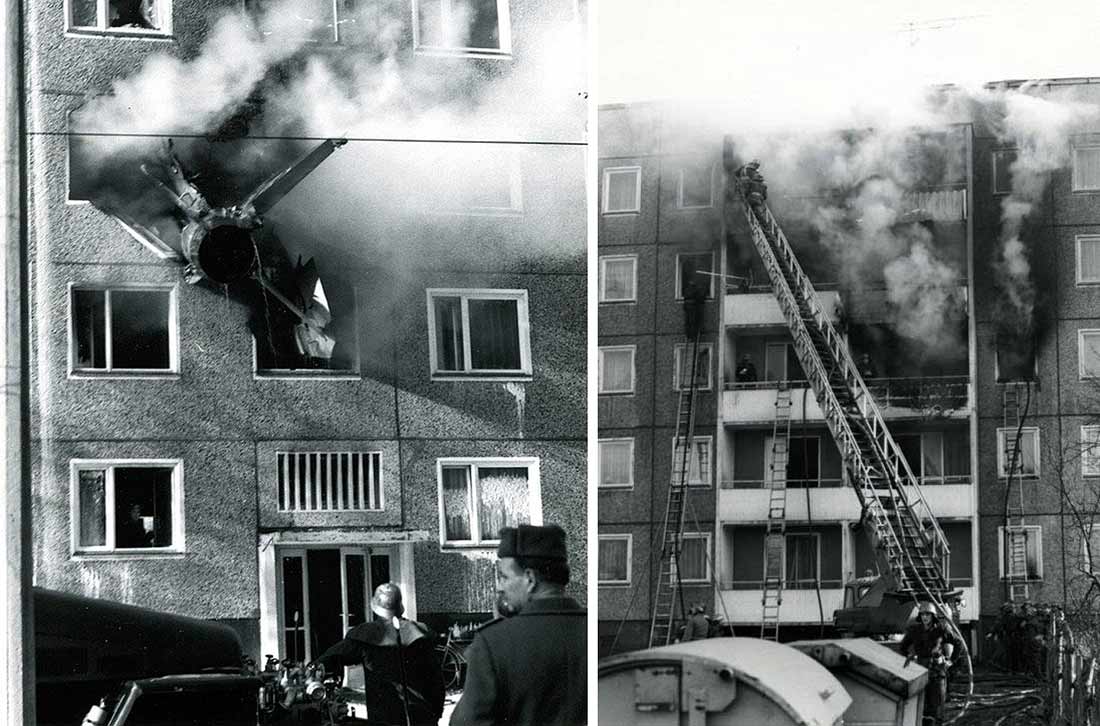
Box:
435 629 468 692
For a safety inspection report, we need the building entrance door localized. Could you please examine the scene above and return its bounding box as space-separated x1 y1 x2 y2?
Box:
278 546 395 662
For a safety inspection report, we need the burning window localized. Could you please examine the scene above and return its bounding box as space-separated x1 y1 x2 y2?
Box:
676 534 710 583
276 451 383 512
414 0 511 54
598 438 634 489
673 343 712 391
1000 525 1042 580
676 252 715 299
71 287 175 374
598 534 631 584
671 436 712 487
1073 146 1100 192
602 167 641 214
69 0 166 32
1080 330 1100 379
992 148 1017 195
428 289 530 378
678 165 714 208
997 427 1040 478
784 533 820 589
73 462 180 553
1077 235 1100 284
437 458 540 546
599 255 637 303
995 336 1037 382
598 346 635 394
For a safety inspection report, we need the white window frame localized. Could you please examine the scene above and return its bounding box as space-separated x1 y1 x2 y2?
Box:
996 426 1040 478
674 252 716 299
675 533 711 584
602 166 642 214
426 289 532 380
782 532 822 587
598 438 635 490
70 459 185 556
1082 426 1100 477
673 343 713 391
65 0 173 37
998 525 1043 580
1080 329 1100 380
435 457 542 548
598 345 636 395
1077 235 1100 285
671 435 713 488
411 0 513 58
68 283 179 378
677 165 715 209
1073 146 1100 192
598 255 638 303
598 534 633 586
992 148 1017 195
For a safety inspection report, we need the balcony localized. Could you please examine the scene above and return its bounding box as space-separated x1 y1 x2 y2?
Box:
724 289 842 327
717 481 975 522
716 585 978 624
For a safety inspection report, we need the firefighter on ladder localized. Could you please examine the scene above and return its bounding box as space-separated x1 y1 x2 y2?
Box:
901 602 957 726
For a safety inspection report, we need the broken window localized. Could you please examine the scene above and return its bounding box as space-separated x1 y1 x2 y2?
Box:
74 462 179 553
414 0 511 54
437 458 539 546
997 426 1040 478
599 255 637 303
992 148 1017 195
70 0 166 32
1000 525 1042 580
673 343 712 391
676 252 715 299
995 335 1037 382
71 287 175 373
598 534 631 584
254 278 359 376
276 452 383 512
428 289 530 378
784 533 820 589
1077 235 1100 284
1074 146 1100 192
598 438 634 488
598 346 635 394
678 165 714 208
677 534 710 582
1080 330 1100 379
672 436 712 487
602 167 641 214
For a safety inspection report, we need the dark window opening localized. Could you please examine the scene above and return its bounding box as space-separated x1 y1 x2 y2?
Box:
996 336 1037 382
678 253 714 298
253 284 359 375
993 149 1017 195
786 437 820 488
113 467 174 549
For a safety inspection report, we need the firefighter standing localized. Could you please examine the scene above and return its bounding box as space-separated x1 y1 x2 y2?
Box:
681 604 710 642
683 278 707 341
735 354 757 383
901 602 957 726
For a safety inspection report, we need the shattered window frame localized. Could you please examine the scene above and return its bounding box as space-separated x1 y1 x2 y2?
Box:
672 343 713 391
675 532 711 583
598 255 637 303
68 283 179 377
671 435 712 488
597 437 634 490
253 288 361 379
66 0 172 37
602 166 641 214
998 525 1043 580
1073 145 1100 192
1077 235 1100 285
676 164 715 209
435 457 542 548
426 288 531 380
991 148 1017 196
411 0 513 58
597 345 635 395
996 426 1040 478
69 459 185 556
597 534 632 586
1079 329 1100 380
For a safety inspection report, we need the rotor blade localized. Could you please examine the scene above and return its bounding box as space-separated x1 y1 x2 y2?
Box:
108 212 184 262
243 138 348 215
254 269 307 322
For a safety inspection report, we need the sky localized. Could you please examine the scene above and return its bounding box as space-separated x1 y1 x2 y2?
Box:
598 0 1100 106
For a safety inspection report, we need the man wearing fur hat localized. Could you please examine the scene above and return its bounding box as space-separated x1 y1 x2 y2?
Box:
317 582 444 726
450 524 586 726
901 602 957 726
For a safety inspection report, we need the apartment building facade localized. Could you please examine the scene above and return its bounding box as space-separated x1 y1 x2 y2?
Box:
598 82 1100 656
27 0 586 664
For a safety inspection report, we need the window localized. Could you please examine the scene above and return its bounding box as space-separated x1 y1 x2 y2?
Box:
598 439 634 489
598 346 635 394
676 534 710 583
992 148 1017 195
255 286 359 376
765 435 820 487
276 452 383 511
678 165 714 209
602 167 641 214
763 341 806 383
437 458 541 547
70 286 176 374
896 432 945 484
420 147 523 215
1077 236 1100 285
675 253 715 298
673 344 713 391
1082 426 1100 477
671 436 712 487
599 256 637 303
995 335 1037 382
1081 330 1100 379
997 427 1040 478
999 525 1042 579
598 534 632 585
427 290 531 378
71 460 182 554
68 0 170 34
251 0 348 42
413 0 512 56
1074 146 1100 192
784 533 820 589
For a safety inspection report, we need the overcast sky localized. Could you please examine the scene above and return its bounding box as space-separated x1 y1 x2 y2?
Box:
599 0 1100 106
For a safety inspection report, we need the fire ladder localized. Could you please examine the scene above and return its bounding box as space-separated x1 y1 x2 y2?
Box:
648 328 705 648
761 386 792 640
1003 382 1031 602
728 166 952 604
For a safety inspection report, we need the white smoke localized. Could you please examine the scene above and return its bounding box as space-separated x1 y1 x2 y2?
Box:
883 240 966 357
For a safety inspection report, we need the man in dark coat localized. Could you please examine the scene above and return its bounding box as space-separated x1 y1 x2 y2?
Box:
316 583 444 726
683 278 707 341
450 524 586 726
901 602 957 726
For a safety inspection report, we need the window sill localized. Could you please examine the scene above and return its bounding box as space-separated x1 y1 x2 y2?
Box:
1072 189 1100 194
69 371 180 380
431 373 533 382
602 210 640 216
66 29 175 41
999 576 1043 582
422 208 525 218
598 484 635 491
676 204 715 211
598 582 631 588
599 298 637 305
598 390 635 396
72 550 186 560
255 370 361 381
440 542 498 551
414 47 513 60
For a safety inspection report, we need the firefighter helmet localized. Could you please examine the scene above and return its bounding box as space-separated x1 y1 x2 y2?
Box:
371 582 406 619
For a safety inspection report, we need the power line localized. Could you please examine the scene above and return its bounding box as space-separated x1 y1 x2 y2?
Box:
26 129 587 146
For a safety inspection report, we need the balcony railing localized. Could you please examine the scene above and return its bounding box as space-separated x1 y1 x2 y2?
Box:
720 578 843 590
724 376 969 412
719 475 971 490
